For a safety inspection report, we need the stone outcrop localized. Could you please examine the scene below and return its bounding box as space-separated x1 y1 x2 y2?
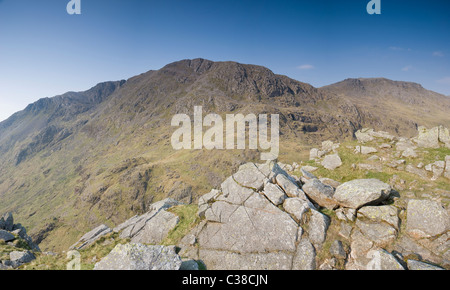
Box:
0 213 39 269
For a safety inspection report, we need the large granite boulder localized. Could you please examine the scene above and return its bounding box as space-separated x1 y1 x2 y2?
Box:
334 179 392 209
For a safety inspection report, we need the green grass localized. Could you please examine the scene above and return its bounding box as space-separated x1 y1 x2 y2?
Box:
162 204 201 246
22 232 129 270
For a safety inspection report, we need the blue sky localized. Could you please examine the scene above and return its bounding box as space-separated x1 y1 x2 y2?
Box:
0 0 449 121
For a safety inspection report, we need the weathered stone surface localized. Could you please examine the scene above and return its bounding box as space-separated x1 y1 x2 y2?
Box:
338 222 353 240
263 182 287 206
330 240 347 259
407 260 444 270
70 224 112 250
357 205 399 230
94 244 182 270
414 126 440 148
198 197 299 254
218 176 255 204
308 210 330 246
115 198 181 237
0 230 15 242
275 173 307 200
302 179 338 210
131 210 179 244
334 179 391 209
365 249 405 270
406 200 449 238
198 189 220 218
9 251 36 264
321 154 342 170
356 220 397 246
233 165 266 191
199 249 293 270
283 198 311 221
292 239 316 270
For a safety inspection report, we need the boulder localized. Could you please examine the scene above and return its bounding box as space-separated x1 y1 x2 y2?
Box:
94 244 182 270
321 154 342 170
302 179 338 210
357 205 399 230
9 251 36 265
365 249 405 270
116 198 181 244
131 210 179 244
70 224 112 250
2 213 14 231
438 126 450 148
292 239 316 270
356 220 397 247
406 200 449 239
414 126 440 148
308 210 330 246
333 179 392 209
275 174 305 199
0 230 15 242
330 240 347 259
283 198 311 221
407 260 444 270
355 129 375 143
263 182 287 206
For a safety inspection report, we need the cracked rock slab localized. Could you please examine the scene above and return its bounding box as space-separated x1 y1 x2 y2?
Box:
94 244 182 270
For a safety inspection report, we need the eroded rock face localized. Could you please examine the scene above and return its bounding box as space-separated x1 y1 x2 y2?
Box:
94 244 182 270
333 179 392 209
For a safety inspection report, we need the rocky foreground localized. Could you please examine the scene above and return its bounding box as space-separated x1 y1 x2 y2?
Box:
1 126 449 270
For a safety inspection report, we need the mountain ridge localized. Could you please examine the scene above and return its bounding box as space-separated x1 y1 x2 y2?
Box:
0 58 449 251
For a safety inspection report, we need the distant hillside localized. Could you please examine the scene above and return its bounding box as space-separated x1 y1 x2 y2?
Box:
0 59 449 251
